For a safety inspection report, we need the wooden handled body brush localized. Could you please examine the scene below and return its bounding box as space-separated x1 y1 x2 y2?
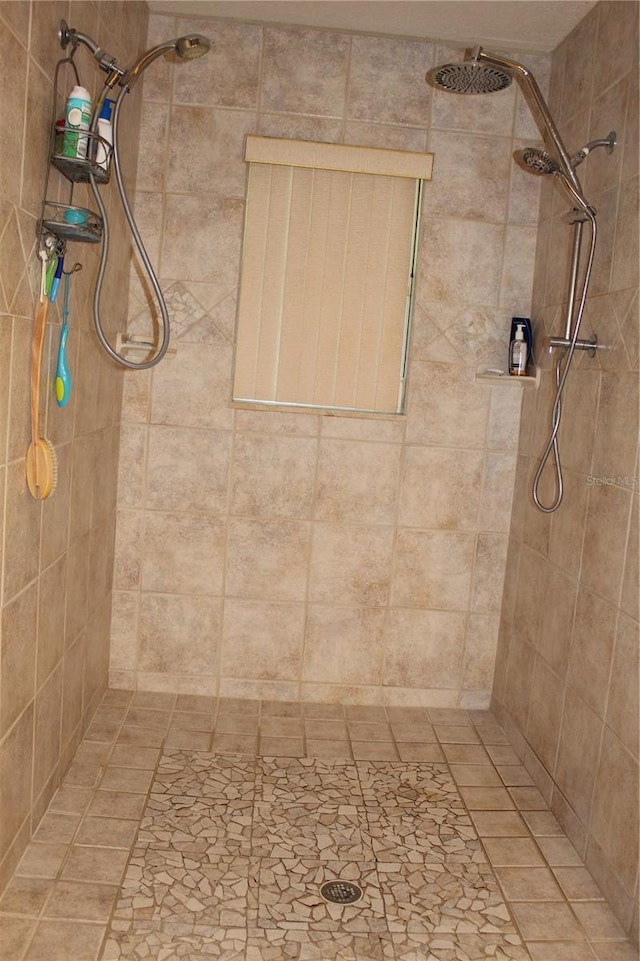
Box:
26 250 57 499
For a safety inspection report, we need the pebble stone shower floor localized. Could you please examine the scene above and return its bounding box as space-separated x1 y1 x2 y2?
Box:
0 690 638 961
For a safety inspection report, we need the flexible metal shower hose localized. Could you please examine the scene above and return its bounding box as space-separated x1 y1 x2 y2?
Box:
88 86 171 370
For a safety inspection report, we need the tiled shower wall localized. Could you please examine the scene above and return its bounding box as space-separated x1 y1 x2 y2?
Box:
111 14 548 706
491 0 639 942
0 0 148 892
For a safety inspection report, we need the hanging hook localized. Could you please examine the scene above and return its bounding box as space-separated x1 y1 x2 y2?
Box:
63 262 82 275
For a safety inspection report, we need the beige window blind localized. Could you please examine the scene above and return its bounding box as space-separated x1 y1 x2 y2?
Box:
233 137 433 414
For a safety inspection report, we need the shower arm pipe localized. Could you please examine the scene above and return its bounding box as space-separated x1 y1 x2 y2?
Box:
469 46 584 197
88 85 171 370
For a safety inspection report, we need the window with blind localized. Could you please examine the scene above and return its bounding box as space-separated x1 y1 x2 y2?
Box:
232 137 433 414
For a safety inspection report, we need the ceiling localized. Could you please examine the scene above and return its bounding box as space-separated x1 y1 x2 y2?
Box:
147 0 597 53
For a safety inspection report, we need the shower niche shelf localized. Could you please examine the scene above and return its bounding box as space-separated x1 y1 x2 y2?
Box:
476 367 540 387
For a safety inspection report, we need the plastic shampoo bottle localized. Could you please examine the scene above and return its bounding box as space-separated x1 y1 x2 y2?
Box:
62 85 92 159
509 322 527 376
95 99 114 172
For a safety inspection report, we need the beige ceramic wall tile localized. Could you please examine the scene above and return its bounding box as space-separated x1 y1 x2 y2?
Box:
471 534 509 614
581 483 632 605
425 130 512 222
308 523 393 606
302 605 386 686
418 218 505 305
141 511 226 595
314 440 401 525
391 529 474 610
36 556 66 687
525 658 564 774
4 460 40 602
0 703 34 863
235 409 319 437
590 727 639 891
262 26 350 116
110 592 140 673
258 113 344 143
503 636 535 733
0 582 38 737
139 593 220 675
567 587 617 716
463 613 501 691
135 103 169 193
150 343 234 431
486 387 524 451
398 447 484 530
479 451 518 533
145 426 231 513
231 434 317 519
221 598 305 680
555 688 604 825
621 495 639 620
383 609 466 689
32 667 63 800
174 18 262 108
606 613 639 758
592 371 639 481
405 363 491 448
161 194 244 285
500 226 538 316
166 107 255 199
226 518 311 601
343 122 427 151
347 35 433 126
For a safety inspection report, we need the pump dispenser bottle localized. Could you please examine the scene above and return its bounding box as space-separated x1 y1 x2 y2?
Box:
509 322 527 376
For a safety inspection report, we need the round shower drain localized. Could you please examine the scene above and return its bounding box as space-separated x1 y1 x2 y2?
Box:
320 880 363 905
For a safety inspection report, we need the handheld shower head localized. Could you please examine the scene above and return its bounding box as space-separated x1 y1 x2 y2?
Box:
517 147 560 175
122 34 211 90
175 35 211 60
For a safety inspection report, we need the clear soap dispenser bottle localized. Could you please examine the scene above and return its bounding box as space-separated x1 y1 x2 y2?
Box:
509 322 527 376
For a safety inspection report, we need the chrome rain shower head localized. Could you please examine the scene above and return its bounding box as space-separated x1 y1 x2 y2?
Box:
122 34 211 90
426 59 512 95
